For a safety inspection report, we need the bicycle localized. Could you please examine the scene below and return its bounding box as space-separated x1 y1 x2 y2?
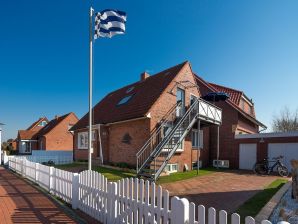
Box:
253 155 289 177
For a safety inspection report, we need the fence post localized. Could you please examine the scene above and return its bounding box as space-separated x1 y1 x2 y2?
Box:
261 221 272 224
107 182 118 222
22 159 26 177
35 163 39 182
231 213 240 224
49 166 54 192
72 173 79 209
219 210 227 224
171 196 189 224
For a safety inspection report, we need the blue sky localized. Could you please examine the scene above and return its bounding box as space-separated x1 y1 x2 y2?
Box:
1 0 298 140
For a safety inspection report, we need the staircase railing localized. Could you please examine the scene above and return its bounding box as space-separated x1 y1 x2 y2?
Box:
137 97 222 180
149 98 202 180
136 101 181 173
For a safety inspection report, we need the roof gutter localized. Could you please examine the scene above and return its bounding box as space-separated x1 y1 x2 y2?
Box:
73 116 149 131
237 108 267 130
106 116 149 126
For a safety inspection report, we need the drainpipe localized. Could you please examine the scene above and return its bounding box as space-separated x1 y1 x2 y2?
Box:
197 119 200 175
97 124 103 165
216 125 220 169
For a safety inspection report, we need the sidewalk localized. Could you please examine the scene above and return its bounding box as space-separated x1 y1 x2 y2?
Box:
0 166 78 224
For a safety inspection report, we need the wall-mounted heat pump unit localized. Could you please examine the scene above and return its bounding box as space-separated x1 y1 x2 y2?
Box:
213 160 229 168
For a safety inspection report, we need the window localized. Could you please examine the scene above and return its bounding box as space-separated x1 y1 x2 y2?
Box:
164 163 178 173
126 86 134 93
25 142 31 153
192 129 203 148
117 95 133 106
38 121 47 127
78 131 96 149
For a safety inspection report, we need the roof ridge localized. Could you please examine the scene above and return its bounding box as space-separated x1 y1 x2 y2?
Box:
106 61 189 96
72 61 190 130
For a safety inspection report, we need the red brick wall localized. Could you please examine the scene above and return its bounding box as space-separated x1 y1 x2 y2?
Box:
148 64 209 171
74 119 150 167
44 113 78 151
107 118 150 166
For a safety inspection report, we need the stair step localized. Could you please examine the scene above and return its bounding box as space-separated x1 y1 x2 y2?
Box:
139 172 154 178
142 168 156 173
153 160 165 163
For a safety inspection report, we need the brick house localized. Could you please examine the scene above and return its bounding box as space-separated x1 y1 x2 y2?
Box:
194 76 267 168
72 61 266 179
72 62 223 178
16 113 78 154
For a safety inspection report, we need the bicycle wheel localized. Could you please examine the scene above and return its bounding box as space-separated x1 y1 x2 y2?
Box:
254 163 267 175
277 165 289 177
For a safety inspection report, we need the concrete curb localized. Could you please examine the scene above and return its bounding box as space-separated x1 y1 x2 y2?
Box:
255 181 291 223
7 167 88 224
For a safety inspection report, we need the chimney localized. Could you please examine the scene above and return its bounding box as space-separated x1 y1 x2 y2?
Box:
140 72 150 81
55 115 59 120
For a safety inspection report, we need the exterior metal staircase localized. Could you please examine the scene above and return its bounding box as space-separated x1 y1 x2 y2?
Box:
136 98 222 181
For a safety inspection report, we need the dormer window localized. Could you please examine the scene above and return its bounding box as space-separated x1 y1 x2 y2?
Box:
117 95 133 106
126 86 134 93
38 121 47 127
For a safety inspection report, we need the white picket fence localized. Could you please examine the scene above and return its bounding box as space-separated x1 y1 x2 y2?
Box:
7 157 287 224
3 153 73 166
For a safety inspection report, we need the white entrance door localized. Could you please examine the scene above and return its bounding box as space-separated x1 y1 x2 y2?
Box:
268 143 298 170
239 143 257 170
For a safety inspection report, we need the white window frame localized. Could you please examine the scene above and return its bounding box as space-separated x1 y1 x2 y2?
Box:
192 129 203 149
25 142 31 153
78 131 96 149
164 163 179 173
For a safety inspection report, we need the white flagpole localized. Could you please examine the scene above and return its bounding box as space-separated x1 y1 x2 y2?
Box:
88 6 94 171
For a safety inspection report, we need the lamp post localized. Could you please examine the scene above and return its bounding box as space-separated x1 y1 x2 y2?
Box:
0 123 4 165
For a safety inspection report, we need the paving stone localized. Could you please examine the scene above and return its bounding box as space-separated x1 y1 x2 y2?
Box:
161 170 280 213
0 167 77 224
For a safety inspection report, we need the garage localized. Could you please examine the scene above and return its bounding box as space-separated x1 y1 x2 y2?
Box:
268 143 298 170
239 143 257 170
235 131 298 171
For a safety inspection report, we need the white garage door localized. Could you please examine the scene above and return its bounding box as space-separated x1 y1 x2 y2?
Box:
239 144 257 170
268 143 298 170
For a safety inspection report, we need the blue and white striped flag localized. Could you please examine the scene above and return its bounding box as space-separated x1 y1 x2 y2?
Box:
94 9 127 39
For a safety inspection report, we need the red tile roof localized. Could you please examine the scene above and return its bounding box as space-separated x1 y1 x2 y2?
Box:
18 130 39 140
36 113 73 137
18 113 77 140
208 83 243 106
72 61 189 130
194 75 266 128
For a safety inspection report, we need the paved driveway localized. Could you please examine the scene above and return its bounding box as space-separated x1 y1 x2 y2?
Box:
0 167 78 224
161 170 279 213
